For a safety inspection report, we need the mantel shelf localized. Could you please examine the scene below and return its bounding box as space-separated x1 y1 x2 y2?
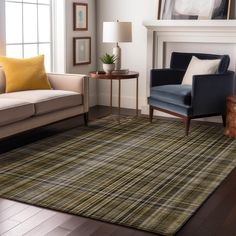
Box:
143 20 236 32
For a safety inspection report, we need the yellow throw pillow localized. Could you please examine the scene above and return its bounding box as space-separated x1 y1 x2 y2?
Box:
0 55 51 93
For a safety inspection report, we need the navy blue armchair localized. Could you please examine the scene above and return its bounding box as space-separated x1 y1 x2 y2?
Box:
148 52 235 135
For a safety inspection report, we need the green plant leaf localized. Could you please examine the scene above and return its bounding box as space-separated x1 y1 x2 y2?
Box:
100 53 116 64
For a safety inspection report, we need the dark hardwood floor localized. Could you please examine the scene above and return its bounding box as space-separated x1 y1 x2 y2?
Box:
1 106 236 236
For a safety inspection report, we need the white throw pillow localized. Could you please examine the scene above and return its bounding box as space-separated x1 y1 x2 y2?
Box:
182 56 221 85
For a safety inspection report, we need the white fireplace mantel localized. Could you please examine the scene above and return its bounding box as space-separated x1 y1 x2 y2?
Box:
143 20 236 32
142 20 236 115
144 20 236 69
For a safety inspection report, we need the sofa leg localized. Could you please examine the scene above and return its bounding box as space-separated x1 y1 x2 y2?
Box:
184 117 191 136
149 106 154 122
222 114 226 127
84 112 89 126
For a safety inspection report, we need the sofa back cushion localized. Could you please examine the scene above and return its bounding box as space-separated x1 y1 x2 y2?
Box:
170 52 230 74
0 67 6 94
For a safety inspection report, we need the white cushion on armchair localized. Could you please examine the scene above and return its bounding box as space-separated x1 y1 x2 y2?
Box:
182 56 220 85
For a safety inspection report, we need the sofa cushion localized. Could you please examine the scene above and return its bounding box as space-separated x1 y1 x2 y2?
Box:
0 90 83 115
150 85 192 107
0 99 35 126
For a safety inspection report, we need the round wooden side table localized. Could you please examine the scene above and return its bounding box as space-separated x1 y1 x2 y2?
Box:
90 71 139 119
224 96 236 138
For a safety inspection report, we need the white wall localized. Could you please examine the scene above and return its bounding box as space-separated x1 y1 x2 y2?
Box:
65 0 97 107
96 0 156 109
52 0 66 73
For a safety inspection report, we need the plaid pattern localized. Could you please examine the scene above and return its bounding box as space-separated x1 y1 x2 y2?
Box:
0 116 236 235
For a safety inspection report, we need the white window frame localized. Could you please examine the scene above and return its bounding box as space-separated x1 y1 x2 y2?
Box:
4 0 53 71
0 0 66 73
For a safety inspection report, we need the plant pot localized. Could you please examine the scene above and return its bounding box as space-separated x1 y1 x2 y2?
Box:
103 63 115 74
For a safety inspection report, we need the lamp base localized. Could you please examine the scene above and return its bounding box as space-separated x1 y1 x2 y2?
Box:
113 44 121 70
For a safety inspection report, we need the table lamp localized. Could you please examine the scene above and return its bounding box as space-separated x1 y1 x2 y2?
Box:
103 21 132 72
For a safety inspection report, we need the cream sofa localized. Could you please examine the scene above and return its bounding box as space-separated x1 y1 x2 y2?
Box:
0 68 89 139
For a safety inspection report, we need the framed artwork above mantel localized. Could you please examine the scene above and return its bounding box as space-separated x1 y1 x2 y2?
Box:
158 0 231 20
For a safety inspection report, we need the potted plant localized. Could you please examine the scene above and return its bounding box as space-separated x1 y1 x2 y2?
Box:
100 53 116 74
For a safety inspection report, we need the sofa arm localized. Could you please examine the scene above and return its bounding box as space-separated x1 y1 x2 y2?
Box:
192 71 235 116
151 69 185 87
47 73 89 113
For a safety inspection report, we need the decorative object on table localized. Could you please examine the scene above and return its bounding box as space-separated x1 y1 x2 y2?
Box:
95 71 106 75
159 0 231 20
103 21 132 71
1 116 236 236
112 69 129 74
73 37 91 65
73 2 88 31
148 52 235 136
100 53 116 74
224 96 236 138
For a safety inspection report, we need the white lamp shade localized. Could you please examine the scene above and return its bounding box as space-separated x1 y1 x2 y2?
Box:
103 22 132 43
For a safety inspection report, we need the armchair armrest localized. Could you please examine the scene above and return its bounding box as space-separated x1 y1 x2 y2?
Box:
151 69 185 87
192 71 235 116
47 73 89 113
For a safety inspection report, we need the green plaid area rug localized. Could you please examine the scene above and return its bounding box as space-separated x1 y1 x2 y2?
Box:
1 116 236 235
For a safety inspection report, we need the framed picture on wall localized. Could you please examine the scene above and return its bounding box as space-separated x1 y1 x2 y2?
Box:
157 0 162 19
73 3 88 31
212 0 231 19
159 0 231 20
73 37 91 65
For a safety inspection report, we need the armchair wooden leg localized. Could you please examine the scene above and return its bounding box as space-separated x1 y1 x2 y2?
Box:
149 106 154 122
222 114 226 127
184 117 191 136
84 112 89 126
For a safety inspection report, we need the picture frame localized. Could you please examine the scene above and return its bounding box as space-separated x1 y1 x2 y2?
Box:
73 3 88 31
156 0 162 19
73 37 91 65
159 0 231 20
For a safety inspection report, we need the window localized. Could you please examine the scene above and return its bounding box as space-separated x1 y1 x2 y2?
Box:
5 0 52 71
